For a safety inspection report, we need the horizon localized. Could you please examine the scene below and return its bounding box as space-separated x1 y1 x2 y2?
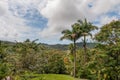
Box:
0 39 97 45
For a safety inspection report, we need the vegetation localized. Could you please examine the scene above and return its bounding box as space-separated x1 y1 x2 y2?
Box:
60 19 97 77
76 19 98 63
60 23 81 77
0 20 120 80
16 74 81 80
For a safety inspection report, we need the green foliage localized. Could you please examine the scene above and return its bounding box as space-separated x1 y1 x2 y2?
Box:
4 39 41 75
16 74 81 80
39 50 66 74
95 20 120 44
76 19 98 65
60 18 98 77
92 20 120 80
74 20 120 80
0 63 10 79
60 22 82 77
1 39 67 78
0 41 12 79
0 20 120 80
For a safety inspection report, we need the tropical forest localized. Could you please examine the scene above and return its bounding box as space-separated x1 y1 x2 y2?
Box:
0 0 120 80
0 19 120 80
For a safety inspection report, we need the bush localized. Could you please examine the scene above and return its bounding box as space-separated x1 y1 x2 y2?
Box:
42 51 66 74
0 63 10 79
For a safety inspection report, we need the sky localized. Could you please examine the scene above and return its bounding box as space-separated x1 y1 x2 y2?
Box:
0 0 120 44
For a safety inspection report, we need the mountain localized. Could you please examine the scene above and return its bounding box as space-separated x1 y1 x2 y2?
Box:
0 40 15 46
0 40 97 50
47 42 97 50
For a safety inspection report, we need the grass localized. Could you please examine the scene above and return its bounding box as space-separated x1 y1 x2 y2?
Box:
20 74 86 80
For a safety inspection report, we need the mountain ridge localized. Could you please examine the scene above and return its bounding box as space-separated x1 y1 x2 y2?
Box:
0 40 97 50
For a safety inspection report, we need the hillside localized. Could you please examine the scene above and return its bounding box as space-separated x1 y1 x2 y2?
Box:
0 40 97 50
46 42 97 50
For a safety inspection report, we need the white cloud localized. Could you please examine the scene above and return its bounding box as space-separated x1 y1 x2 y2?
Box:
90 0 120 15
0 0 120 44
0 0 36 41
99 16 118 25
39 0 120 38
0 1 8 16
40 0 84 37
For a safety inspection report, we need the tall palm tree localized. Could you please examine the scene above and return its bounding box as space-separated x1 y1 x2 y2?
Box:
77 18 98 63
60 24 81 77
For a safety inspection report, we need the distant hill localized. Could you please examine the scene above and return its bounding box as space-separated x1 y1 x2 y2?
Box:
0 40 15 45
0 40 97 50
47 42 97 50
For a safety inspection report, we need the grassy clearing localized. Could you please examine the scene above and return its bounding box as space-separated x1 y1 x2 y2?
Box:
20 74 85 80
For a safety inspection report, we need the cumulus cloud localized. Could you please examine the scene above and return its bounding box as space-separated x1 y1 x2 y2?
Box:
0 0 37 41
99 16 118 25
40 0 84 37
0 15 31 41
0 1 8 16
0 0 120 44
39 0 120 38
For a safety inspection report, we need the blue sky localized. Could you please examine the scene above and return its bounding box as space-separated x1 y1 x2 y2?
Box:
0 0 120 44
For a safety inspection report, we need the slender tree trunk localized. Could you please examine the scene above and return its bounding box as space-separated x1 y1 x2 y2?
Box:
73 39 76 78
83 35 87 63
116 52 119 80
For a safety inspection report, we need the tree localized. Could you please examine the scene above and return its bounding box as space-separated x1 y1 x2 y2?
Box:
68 43 74 55
95 20 120 80
0 63 10 80
0 41 11 79
10 39 43 73
77 18 98 63
95 20 120 44
45 50 66 74
60 24 81 77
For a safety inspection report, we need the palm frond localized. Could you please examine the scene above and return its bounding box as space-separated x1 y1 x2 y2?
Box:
60 34 72 41
88 32 92 38
78 19 83 24
62 29 72 34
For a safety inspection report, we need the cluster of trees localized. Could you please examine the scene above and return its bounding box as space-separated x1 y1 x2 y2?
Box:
0 41 11 79
0 19 120 80
0 39 66 79
60 18 98 77
61 19 120 79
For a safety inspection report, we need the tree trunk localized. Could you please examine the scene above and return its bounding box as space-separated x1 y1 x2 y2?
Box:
116 52 119 80
83 35 87 64
73 39 76 78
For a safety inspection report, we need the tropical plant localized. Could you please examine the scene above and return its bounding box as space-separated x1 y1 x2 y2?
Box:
77 18 98 63
94 20 120 80
0 63 10 80
0 41 12 79
60 23 81 77
95 20 120 44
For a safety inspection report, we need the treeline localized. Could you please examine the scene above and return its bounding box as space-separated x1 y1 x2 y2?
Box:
0 39 67 79
60 19 120 79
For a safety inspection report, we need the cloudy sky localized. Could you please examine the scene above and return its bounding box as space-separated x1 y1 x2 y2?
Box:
0 0 120 44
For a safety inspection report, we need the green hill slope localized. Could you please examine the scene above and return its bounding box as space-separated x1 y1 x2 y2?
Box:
48 42 97 50
0 40 97 50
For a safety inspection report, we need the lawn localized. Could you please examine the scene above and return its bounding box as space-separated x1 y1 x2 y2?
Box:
20 74 87 80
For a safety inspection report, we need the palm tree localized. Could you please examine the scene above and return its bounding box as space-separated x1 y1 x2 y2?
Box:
77 18 98 63
60 24 81 77
68 43 74 55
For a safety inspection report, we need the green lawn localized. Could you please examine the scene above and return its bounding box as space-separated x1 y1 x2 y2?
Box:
20 74 87 80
